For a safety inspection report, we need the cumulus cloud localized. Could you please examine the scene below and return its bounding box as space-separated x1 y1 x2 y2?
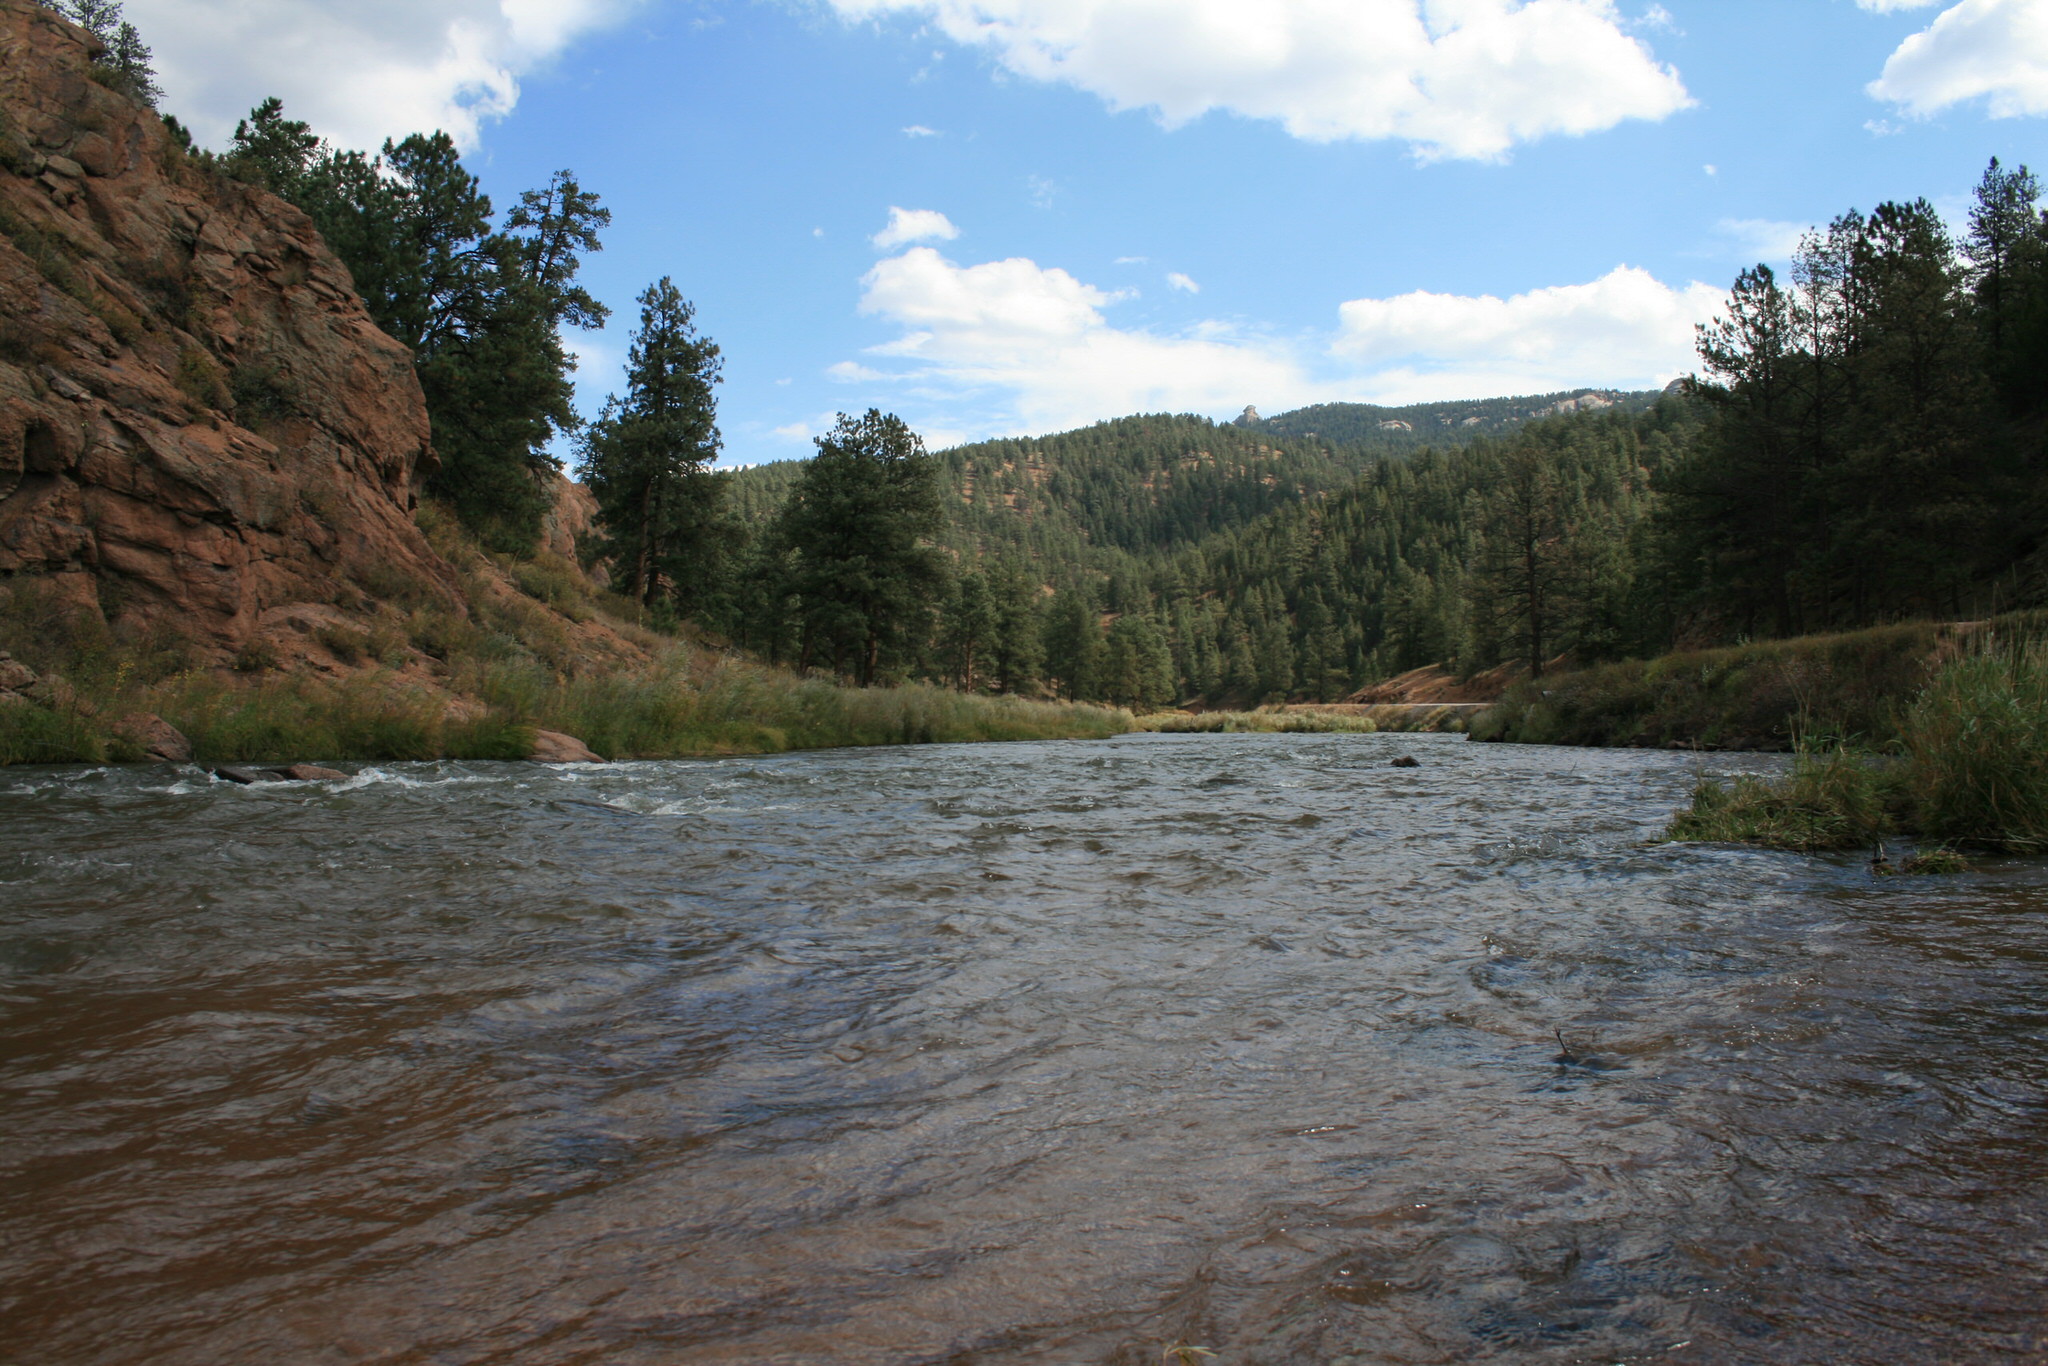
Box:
872 206 962 249
1868 0 2048 119
123 0 638 150
1331 266 1724 401
835 246 1723 439
847 246 1314 433
825 0 1691 160
1167 271 1201 293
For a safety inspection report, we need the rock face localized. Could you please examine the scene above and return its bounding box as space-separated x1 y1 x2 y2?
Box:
0 0 456 657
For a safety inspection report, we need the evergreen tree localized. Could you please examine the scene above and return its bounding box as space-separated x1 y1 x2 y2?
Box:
579 279 727 612
988 561 1045 695
776 411 945 684
941 570 999 691
223 108 610 550
1042 587 1102 700
41 0 160 107
223 98 320 196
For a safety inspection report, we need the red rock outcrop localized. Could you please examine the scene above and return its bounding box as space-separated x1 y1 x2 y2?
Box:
0 0 457 657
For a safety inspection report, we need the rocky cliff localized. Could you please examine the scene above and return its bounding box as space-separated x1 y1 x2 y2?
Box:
0 0 459 660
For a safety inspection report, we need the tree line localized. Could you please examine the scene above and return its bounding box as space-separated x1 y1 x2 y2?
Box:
39 4 2048 709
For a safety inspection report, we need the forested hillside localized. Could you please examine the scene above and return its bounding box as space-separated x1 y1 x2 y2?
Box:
704 159 2048 712
1254 387 1662 447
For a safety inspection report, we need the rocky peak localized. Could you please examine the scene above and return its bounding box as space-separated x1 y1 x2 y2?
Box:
1232 405 1261 427
0 0 456 658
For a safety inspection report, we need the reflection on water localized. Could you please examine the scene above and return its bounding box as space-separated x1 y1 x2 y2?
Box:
3 733 2046 1364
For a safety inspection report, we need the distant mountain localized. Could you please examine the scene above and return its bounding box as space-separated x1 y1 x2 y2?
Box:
726 390 1668 593
728 413 1388 586
1251 388 1663 448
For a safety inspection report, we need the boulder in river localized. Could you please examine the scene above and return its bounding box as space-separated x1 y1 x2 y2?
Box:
1391 755 1421 768
114 713 191 763
531 730 604 763
210 765 271 785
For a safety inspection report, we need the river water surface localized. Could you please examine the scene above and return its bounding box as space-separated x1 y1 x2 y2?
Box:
4 732 2048 1364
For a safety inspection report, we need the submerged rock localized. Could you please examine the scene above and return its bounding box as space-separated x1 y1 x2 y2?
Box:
1391 755 1421 768
271 763 347 781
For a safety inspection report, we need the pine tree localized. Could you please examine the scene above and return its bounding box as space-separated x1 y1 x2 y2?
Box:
776 411 945 684
41 1 160 107
580 280 727 612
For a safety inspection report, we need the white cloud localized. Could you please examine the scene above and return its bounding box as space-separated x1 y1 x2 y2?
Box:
1717 218 1808 262
1869 0 2048 119
825 0 1691 160
902 123 942 136
839 246 1723 439
1167 271 1201 293
772 421 816 441
872 206 962 249
849 247 1315 434
124 0 638 150
1330 265 1724 402
1858 0 1941 10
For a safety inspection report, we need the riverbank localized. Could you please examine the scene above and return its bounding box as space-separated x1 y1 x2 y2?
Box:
0 503 1132 766
1470 614 2048 751
1664 639 2048 855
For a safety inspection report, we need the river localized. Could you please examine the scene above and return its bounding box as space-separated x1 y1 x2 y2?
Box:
3 732 2046 1364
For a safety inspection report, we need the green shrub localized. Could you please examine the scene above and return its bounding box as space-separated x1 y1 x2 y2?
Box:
1667 746 1905 851
0 702 104 765
1899 641 2048 852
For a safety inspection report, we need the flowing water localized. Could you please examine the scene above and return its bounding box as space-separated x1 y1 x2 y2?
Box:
4 732 2047 1365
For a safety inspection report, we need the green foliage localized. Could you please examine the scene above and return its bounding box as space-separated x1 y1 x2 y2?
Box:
578 278 729 611
771 410 946 686
38 1 161 107
1667 749 1905 851
223 104 609 551
1471 618 1968 750
1665 635 2048 853
1137 709 1380 734
0 702 105 765
1898 640 2048 851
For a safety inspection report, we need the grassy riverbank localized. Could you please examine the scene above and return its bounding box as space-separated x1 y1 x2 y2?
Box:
1472 615 2048 751
1667 641 2048 854
0 506 1133 766
0 646 1133 766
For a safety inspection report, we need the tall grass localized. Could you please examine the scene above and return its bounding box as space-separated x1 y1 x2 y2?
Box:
1136 709 1380 734
0 509 1130 765
1668 634 2048 854
477 651 1131 758
0 643 1129 767
1473 617 2047 751
1900 642 2048 851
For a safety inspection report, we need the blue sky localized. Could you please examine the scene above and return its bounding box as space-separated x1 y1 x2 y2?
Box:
128 0 2048 464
